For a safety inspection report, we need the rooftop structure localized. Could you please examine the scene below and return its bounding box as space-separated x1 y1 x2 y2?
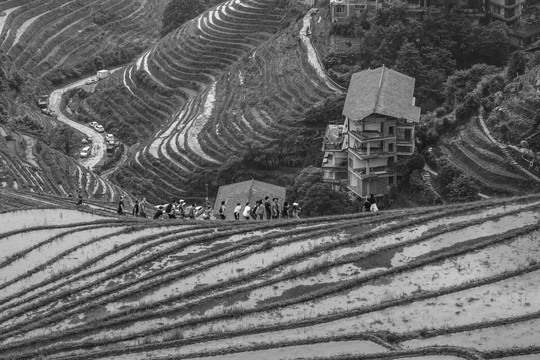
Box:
214 179 286 219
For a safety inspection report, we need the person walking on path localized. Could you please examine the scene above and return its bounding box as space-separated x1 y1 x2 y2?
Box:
76 189 83 206
250 200 259 220
132 199 140 217
139 197 148 218
281 201 289 218
291 202 300 219
363 197 371 212
189 203 196 220
153 205 164 219
178 200 186 219
271 198 279 219
218 200 227 220
117 196 125 215
242 202 251 220
264 196 271 220
233 202 241 220
165 201 175 219
256 199 265 220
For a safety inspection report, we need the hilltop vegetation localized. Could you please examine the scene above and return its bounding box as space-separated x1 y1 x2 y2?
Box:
313 3 514 112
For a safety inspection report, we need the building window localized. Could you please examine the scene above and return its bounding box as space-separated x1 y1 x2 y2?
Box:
335 5 346 13
388 126 394 135
388 143 394 152
397 145 413 153
398 128 412 142
506 8 515 18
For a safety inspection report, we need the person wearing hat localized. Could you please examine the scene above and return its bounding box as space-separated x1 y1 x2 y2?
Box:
291 202 300 219
117 195 125 215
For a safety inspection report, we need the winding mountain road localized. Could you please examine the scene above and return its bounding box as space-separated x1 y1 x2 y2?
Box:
48 68 121 171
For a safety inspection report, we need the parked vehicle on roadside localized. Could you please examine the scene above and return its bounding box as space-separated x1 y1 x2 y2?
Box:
94 124 104 132
37 95 49 108
89 121 98 128
97 70 110 79
85 77 98 85
41 108 57 118
80 146 91 158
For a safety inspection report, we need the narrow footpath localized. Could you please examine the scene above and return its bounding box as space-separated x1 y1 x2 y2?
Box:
299 9 344 94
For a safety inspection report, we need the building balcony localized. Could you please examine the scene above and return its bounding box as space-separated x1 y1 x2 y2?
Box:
351 165 395 180
349 147 395 160
322 158 348 169
322 140 344 152
349 129 395 143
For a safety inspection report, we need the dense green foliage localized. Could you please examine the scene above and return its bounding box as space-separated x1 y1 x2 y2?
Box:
50 124 83 157
323 3 514 112
286 166 358 216
161 0 206 37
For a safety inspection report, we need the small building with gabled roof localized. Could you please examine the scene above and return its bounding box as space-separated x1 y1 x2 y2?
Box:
322 66 420 199
214 179 286 219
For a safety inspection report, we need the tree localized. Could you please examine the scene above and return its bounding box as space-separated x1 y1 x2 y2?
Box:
300 183 352 217
286 166 325 203
506 50 527 80
161 0 205 37
406 153 425 174
50 125 81 157
438 163 460 191
446 174 479 202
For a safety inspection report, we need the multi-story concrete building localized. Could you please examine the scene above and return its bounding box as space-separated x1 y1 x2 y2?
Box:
488 0 524 24
322 66 420 199
329 0 383 22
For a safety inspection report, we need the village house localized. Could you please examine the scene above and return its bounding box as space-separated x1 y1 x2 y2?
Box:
322 66 420 199
329 0 383 22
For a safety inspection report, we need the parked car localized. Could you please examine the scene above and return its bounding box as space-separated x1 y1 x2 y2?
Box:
105 133 114 141
94 124 104 132
40 108 57 118
80 146 91 158
85 77 98 85
37 95 49 108
81 138 91 145
89 121 98 128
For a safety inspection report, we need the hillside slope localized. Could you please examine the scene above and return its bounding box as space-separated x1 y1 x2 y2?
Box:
0 124 132 202
74 0 337 202
0 0 167 203
0 190 539 359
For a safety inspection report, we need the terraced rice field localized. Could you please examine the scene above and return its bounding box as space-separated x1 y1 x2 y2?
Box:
0 0 166 201
0 191 539 359
441 117 536 195
79 0 337 202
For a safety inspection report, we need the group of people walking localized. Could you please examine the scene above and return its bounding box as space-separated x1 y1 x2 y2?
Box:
221 196 300 221
117 196 150 217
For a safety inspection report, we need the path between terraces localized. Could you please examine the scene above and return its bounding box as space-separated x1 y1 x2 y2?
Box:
300 9 344 94
478 108 540 183
48 68 121 171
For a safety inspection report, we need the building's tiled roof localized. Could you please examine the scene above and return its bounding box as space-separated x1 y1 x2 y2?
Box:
342 66 421 123
214 179 286 219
